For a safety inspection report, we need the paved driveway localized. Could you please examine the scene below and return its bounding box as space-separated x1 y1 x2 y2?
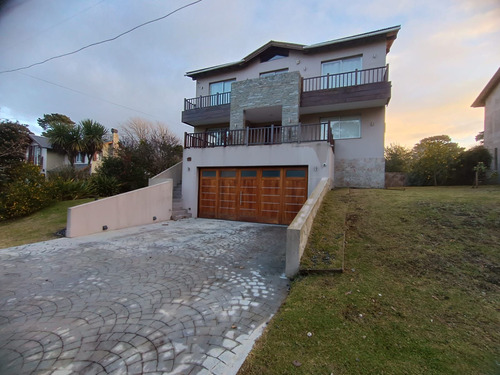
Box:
0 219 288 374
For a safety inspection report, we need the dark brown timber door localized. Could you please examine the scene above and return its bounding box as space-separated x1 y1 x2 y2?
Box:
198 167 307 225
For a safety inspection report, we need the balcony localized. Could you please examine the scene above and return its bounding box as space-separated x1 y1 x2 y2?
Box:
301 65 391 111
184 123 334 149
182 66 391 126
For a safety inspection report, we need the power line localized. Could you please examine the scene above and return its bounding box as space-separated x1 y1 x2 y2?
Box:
0 0 202 74
19 71 159 118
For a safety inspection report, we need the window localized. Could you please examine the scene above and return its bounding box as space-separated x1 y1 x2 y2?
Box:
75 152 85 164
321 116 361 140
321 56 362 88
209 79 234 106
260 68 288 78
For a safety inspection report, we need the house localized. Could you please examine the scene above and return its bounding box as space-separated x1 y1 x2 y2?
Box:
26 129 119 174
472 67 500 183
90 128 120 173
179 26 400 225
26 134 66 173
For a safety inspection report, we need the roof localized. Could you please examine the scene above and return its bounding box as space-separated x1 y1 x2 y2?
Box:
29 134 53 149
471 67 500 107
186 25 401 79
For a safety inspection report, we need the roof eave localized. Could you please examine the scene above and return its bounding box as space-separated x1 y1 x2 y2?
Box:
471 67 500 108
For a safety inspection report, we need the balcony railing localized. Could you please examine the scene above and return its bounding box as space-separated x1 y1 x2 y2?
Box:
184 91 231 110
302 65 389 92
185 123 334 149
183 65 389 111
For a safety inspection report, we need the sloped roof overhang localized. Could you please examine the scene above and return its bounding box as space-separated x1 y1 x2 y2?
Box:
186 25 401 80
471 67 500 108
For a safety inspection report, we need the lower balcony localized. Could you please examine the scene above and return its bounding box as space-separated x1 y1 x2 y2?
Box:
184 123 334 150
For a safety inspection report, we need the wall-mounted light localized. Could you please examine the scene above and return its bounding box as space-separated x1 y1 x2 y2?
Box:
153 216 157 221
102 225 108 231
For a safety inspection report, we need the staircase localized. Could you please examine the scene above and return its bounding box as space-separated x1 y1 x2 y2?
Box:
171 182 192 220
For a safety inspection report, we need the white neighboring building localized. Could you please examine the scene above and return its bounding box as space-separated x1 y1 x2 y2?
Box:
472 67 500 182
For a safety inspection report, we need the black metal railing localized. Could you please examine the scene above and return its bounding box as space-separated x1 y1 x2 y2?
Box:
185 123 334 149
184 91 231 110
302 65 388 92
183 66 389 111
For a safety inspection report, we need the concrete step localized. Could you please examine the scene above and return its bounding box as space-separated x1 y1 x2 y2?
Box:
171 209 192 220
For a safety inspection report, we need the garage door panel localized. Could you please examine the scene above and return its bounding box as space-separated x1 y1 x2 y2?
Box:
199 176 218 218
199 167 307 225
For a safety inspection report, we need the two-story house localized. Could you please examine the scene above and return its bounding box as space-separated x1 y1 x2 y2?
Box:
180 26 400 225
472 67 500 183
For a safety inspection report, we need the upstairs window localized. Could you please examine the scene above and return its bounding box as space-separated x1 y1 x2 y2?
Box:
321 56 362 88
260 68 288 78
209 79 234 106
321 116 361 140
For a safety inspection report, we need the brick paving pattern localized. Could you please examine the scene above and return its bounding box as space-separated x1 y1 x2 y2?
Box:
0 219 288 374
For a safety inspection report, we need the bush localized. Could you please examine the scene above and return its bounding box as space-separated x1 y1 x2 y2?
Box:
0 163 53 221
47 165 91 181
48 177 94 200
89 174 121 197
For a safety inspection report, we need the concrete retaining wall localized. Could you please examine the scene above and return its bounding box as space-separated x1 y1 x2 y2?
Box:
286 177 331 278
149 161 182 186
66 181 173 238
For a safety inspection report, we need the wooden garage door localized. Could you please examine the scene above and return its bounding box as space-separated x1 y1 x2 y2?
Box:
198 167 307 225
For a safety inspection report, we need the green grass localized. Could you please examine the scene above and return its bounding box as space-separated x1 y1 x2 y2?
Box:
239 186 500 375
0 199 94 249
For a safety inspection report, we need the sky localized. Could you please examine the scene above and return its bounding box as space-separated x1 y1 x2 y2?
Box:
0 0 499 149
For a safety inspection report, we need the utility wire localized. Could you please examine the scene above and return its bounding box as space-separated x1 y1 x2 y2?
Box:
19 71 158 118
0 0 202 74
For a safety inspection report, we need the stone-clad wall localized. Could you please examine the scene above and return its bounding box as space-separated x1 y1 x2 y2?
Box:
230 71 301 129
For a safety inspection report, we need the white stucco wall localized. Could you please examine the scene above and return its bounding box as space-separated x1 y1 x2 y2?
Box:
66 181 173 238
182 142 334 218
191 40 388 97
484 82 500 178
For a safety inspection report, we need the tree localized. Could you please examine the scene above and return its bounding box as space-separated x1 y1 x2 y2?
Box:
44 122 82 167
80 119 108 165
385 143 412 173
121 118 182 177
452 145 492 185
38 113 74 131
411 135 463 186
0 120 32 169
475 131 484 144
94 118 182 192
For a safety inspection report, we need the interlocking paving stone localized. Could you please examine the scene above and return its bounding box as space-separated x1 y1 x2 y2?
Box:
0 219 288 374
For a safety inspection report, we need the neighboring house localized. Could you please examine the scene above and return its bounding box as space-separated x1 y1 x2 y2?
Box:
26 130 119 174
180 26 400 225
472 67 500 183
26 134 66 173
90 128 120 174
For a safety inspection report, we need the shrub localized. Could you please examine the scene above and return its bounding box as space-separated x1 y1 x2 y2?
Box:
48 177 94 200
89 174 121 197
47 165 91 181
0 163 53 221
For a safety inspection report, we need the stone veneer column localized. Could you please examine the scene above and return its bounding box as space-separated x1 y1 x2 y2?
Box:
230 71 301 130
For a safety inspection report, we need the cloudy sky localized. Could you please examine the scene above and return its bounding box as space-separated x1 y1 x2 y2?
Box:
0 0 498 149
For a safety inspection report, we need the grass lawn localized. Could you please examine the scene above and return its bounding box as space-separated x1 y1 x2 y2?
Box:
239 186 500 375
0 198 93 249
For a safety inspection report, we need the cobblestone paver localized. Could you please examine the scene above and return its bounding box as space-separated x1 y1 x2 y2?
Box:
0 219 288 374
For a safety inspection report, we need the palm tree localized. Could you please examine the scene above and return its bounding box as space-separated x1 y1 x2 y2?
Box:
45 123 82 166
80 119 108 166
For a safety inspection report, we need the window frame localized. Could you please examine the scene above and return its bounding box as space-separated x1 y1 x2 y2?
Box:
321 116 362 140
259 68 289 78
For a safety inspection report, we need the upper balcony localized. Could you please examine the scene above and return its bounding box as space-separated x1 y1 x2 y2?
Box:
181 65 391 126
